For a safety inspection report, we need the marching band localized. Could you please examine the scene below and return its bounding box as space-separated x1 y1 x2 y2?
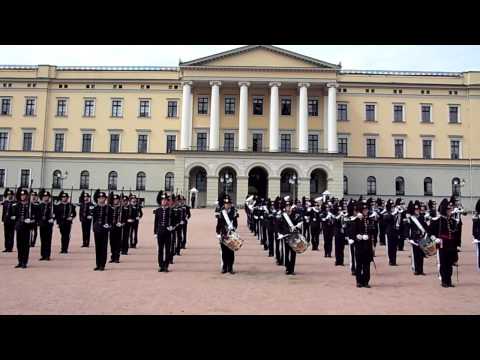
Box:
1 184 479 289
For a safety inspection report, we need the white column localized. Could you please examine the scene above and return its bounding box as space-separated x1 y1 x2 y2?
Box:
327 83 338 153
209 81 221 151
238 81 250 151
188 92 193 148
323 95 328 150
298 82 310 152
180 81 192 150
269 81 281 152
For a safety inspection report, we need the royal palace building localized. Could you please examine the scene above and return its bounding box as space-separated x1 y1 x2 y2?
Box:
1 45 479 208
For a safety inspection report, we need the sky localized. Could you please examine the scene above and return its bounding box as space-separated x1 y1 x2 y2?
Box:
1 45 479 72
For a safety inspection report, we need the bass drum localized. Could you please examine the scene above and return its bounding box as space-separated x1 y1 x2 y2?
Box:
222 230 244 251
285 232 309 254
419 236 437 257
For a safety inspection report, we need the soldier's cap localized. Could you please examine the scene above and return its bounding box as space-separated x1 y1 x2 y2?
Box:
30 191 38 196
112 194 120 200
6 190 14 195
84 193 91 197
20 190 29 196
98 192 107 198
61 193 69 198
122 195 129 201
42 191 51 197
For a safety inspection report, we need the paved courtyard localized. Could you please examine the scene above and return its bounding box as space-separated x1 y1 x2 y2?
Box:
0 208 479 315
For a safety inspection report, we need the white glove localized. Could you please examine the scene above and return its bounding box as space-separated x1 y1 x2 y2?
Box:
67 217 73 221
348 239 354 245
406 213 411 219
24 218 31 224
103 224 110 229
87 216 92 219
48 219 54 223
216 234 222 240
430 235 436 241
357 213 363 220
409 240 418 246
136 217 140 220
457 246 461 251
435 238 441 244
154 234 158 239
362 235 369 241
116 222 122 227
10 216 16 220
254 216 259 220
473 239 480 243
278 233 286 240
167 226 174 231
180 221 185 225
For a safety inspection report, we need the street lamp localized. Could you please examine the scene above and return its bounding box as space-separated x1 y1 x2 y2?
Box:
220 171 233 195
453 178 465 207
288 174 297 200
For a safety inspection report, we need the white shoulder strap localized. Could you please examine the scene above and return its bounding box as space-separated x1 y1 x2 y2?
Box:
410 215 426 234
282 212 295 230
221 209 234 228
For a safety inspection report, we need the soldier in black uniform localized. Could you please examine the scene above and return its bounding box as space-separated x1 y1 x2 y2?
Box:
120 195 132 255
172 195 183 256
273 197 284 265
265 199 276 257
128 195 143 248
180 195 191 249
12 189 36 268
54 191 76 253
472 199 480 272
333 203 347 266
79 191 94 247
154 191 175 272
215 194 239 274
308 198 322 251
376 198 386 246
29 191 40 247
352 202 375 288
345 199 357 276
92 191 112 271
383 199 399 266
320 202 335 258
109 194 126 263
277 198 303 275
406 200 428 276
2 188 16 252
38 189 55 261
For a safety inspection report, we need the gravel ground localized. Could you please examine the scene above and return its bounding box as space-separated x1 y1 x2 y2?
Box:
0 208 479 315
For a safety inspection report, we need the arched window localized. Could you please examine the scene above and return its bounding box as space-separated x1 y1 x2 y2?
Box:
452 177 461 197
136 171 146 191
424 177 433 196
165 172 174 192
343 176 348 195
80 170 89 190
108 171 118 190
367 176 376 195
395 176 405 196
52 170 62 189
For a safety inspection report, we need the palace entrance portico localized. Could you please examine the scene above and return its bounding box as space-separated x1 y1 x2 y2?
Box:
174 151 344 207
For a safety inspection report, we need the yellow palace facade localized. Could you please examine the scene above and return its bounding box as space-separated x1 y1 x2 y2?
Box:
0 45 479 208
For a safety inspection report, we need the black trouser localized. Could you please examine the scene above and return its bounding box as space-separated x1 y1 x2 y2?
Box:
267 228 274 256
94 230 109 269
30 226 38 247
372 229 378 247
439 247 458 286
275 232 283 265
311 226 320 250
476 243 480 271
3 222 15 251
386 230 398 265
335 232 345 265
182 222 188 248
81 220 92 247
170 231 176 262
411 242 424 274
220 242 235 271
349 243 356 274
110 227 122 261
157 230 171 270
129 221 139 247
121 224 130 254
379 224 386 245
16 227 30 266
355 245 371 286
59 222 72 252
323 228 334 256
261 222 268 250
284 239 296 273
175 226 183 254
39 225 53 259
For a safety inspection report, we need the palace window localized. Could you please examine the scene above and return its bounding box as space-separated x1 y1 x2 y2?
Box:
54 133 64 152
0 169 5 188
198 97 209 115
166 135 176 153
82 134 92 153
139 100 151 117
421 105 432 123
111 99 123 117
394 139 404 158
393 105 403 122
253 97 263 115
137 134 148 153
343 176 348 195
366 138 376 158
452 178 461 197
337 103 348 121
23 132 33 151
449 106 459 123
168 101 177 118
395 176 405 196
365 104 376 122
308 99 318 116
280 134 291 152
84 99 95 117
0 132 8 151
422 139 432 159
225 97 235 115
252 133 263 152
224 133 234 152
20 169 30 188
108 171 118 191
424 177 433 196
52 170 62 189
25 98 36 116
110 134 120 153
338 137 348 155
136 171 146 191
450 140 460 159
281 98 291 116
308 134 318 153
1 98 11 115
165 172 174 192
57 99 68 117
80 170 89 190
367 176 376 195
196 133 207 151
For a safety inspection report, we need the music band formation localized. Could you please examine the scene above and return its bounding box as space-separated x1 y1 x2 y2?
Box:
2 185 480 288
1 186 189 272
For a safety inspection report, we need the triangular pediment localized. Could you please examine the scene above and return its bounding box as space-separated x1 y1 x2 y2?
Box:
180 45 339 69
